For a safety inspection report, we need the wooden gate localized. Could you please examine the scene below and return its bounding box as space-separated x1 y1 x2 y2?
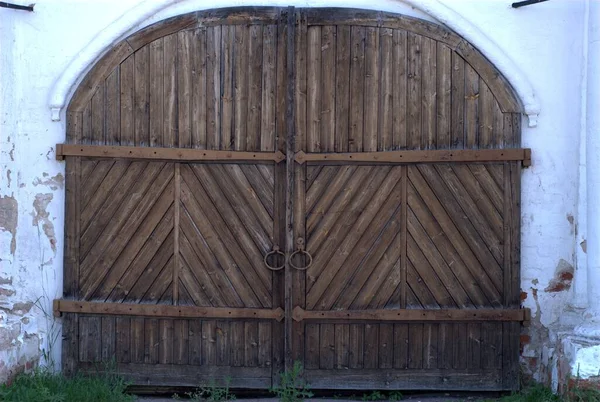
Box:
55 7 531 391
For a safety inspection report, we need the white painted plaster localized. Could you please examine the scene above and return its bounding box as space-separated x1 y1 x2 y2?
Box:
47 0 540 126
0 0 595 387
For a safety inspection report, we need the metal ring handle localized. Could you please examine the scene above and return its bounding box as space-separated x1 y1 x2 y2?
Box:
289 249 313 271
264 246 286 271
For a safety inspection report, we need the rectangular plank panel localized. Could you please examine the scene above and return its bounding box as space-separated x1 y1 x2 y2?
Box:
234 25 249 151
465 64 479 149
178 31 192 148
116 317 131 363
79 316 101 363
321 25 336 152
202 320 216 366
247 24 263 152
363 27 379 152
189 320 202 365
393 323 408 369
320 323 335 369
349 26 365 152
231 321 245 367
393 30 407 149
307 25 322 152
261 24 277 152
479 80 494 148
134 46 149 146
453 323 468 369
130 317 145 363
206 26 221 150
191 28 207 149
364 323 379 369
335 25 350 152
101 316 116 361
379 323 393 369
379 28 393 151
437 43 451 148
423 323 438 369
334 324 350 369
349 324 364 369
421 37 436 149
163 34 178 148
159 319 174 364
451 53 465 148
305 323 320 369
221 26 235 150
144 318 159 364
258 321 271 368
120 56 135 146
407 32 422 149
105 68 120 145
408 323 423 369
174 319 189 365
91 85 104 145
467 322 481 369
149 38 164 147
216 321 230 366
245 321 259 367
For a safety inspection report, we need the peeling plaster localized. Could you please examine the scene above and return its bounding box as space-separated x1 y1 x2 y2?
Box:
0 196 18 255
545 259 574 293
32 173 64 190
6 170 11 188
31 194 56 253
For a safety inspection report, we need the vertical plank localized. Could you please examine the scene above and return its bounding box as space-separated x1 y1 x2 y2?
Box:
438 323 453 369
247 25 263 152
130 317 145 363
502 321 520 390
320 323 335 369
234 25 249 151
221 26 235 150
149 38 164 147
379 323 393 369
467 322 481 369
178 31 192 148
116 317 131 363
453 323 468 369
393 30 407 150
393 323 408 369
101 316 115 361
493 101 504 148
379 28 393 151
202 320 216 366
423 323 438 369
465 64 479 149
144 318 159 364
349 324 364 369
421 37 437 149
451 53 465 148
79 316 101 363
321 25 336 152
105 68 120 145
335 25 351 152
215 321 229 366
349 26 366 152
408 323 423 369
305 323 320 369
307 26 322 152
261 24 277 152
191 28 207 149
189 320 202 365
364 323 379 369
82 104 91 144
120 56 135 146
231 321 245 367
479 79 494 148
437 43 452 148
159 319 174 364
134 46 149 146
206 26 221 150
400 166 408 308
258 321 271 368
91 87 104 145
174 320 189 365
173 164 180 305
163 34 178 148
334 324 350 369
407 32 422 149
363 27 379 152
245 321 259 367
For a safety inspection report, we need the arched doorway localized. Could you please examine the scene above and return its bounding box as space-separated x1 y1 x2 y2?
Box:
55 7 531 390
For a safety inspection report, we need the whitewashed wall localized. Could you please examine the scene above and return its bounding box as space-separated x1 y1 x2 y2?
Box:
0 0 592 386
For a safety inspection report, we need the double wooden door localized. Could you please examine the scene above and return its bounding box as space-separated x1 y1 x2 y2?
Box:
57 7 530 391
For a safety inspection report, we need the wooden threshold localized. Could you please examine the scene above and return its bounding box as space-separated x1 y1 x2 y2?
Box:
53 300 285 321
55 144 286 163
292 306 531 323
295 148 532 167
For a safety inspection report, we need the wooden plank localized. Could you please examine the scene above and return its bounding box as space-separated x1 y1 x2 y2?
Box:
349 26 365 152
192 28 207 149
163 34 178 148
393 30 407 150
408 323 423 369
379 323 393 369
105 68 120 145
216 321 230 366
451 53 465 148
261 24 277 152
174 320 189 365
120 56 135 146
144 318 159 364
437 43 451 148
400 166 408 308
206 26 222 150
291 306 529 322
116 317 131 363
234 25 250 151
453 323 468 369
80 362 271 388
221 26 235 150
130 317 145 363
295 148 531 164
479 79 494 148
231 321 245 367
55 300 285 320
202 320 216 366
467 323 481 369
245 321 259 367
307 26 322 152
319 323 335 369
159 319 174 364
303 368 504 391
305 323 320 369
149 38 164 147
465 64 479 149
247 24 263 151
189 320 202 365
334 324 350 369
321 25 336 152
407 32 422 149
364 323 379 369
423 323 439 369
101 316 116 361
379 28 393 151
258 321 271 368
79 316 101 362
335 25 351 152
421 37 436 149
349 324 364 369
134 46 150 146
178 31 192 148
393 323 408 369
363 27 380 152
502 321 520 390
91 82 104 145
56 144 285 162
173 164 181 305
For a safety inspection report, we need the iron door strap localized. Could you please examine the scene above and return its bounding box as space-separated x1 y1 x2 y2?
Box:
289 238 312 271
264 245 286 271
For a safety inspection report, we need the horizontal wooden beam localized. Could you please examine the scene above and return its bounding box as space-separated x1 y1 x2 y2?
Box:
295 148 532 167
55 144 286 163
292 306 531 323
53 300 285 321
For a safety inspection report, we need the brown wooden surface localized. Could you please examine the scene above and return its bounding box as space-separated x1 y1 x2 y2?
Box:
62 6 524 391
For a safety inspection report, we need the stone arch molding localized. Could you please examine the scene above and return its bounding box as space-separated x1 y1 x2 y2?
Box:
48 0 540 127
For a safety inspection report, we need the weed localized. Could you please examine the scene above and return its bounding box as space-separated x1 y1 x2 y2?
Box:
362 391 385 401
389 391 403 401
0 367 134 402
270 361 314 402
183 378 236 402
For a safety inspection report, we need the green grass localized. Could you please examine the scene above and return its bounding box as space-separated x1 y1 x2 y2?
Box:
0 368 135 402
490 384 600 402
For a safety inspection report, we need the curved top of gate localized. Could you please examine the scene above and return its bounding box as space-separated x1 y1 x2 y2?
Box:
64 7 523 150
